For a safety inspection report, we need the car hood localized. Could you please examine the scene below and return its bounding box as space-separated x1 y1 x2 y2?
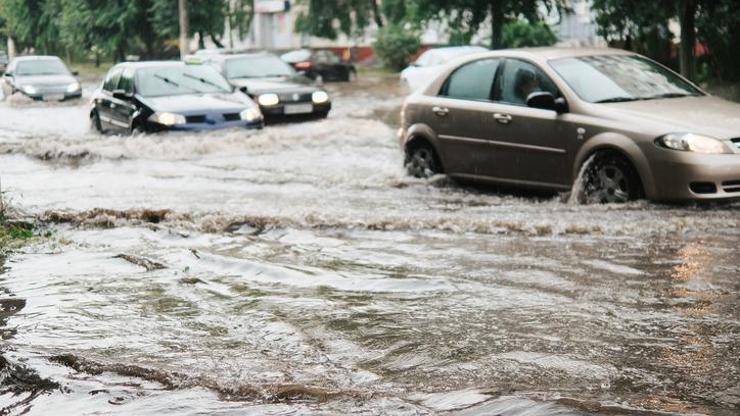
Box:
228 76 318 95
603 96 740 139
140 92 254 114
16 74 76 86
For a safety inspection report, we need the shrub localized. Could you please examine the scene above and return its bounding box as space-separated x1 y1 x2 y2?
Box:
501 19 558 49
374 24 421 71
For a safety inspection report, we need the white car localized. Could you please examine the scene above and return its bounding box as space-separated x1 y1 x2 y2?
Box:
400 46 488 92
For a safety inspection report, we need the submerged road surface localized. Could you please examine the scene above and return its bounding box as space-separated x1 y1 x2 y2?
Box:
0 76 738 415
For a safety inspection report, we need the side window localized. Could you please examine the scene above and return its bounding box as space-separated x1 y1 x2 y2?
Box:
326 52 340 64
118 68 135 94
441 59 500 101
497 59 560 106
103 68 123 92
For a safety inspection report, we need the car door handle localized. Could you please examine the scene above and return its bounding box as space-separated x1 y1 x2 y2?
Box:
432 106 449 116
493 113 512 124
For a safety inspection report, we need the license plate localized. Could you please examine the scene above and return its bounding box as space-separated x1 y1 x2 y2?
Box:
43 94 64 102
284 103 313 115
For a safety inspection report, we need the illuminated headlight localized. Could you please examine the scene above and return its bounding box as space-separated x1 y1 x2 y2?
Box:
257 93 280 106
240 107 263 122
66 82 81 93
312 91 329 104
656 133 730 154
22 85 38 95
148 112 186 126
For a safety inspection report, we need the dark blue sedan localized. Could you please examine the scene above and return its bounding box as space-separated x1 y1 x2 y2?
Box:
90 61 263 133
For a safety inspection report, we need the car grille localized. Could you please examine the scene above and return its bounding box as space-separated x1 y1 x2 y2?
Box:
186 115 207 124
223 113 240 121
279 92 312 103
722 180 740 193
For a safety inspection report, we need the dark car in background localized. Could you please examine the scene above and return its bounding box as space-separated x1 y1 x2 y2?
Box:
281 49 356 82
90 61 263 134
1 56 81 101
197 52 331 121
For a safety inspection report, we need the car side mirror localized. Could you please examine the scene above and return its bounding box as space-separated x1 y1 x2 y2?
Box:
3 72 12 78
112 89 132 100
239 86 249 95
527 92 568 114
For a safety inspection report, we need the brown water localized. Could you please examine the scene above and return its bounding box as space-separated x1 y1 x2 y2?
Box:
0 76 739 415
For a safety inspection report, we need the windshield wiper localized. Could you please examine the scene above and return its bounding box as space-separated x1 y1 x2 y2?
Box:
642 92 696 100
182 73 227 91
154 74 181 87
594 97 638 103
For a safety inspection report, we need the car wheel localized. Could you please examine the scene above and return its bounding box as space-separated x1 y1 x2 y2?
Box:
346 69 357 82
405 142 442 178
578 152 642 204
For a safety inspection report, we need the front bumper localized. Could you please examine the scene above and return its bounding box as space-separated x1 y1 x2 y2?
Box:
146 119 264 132
260 102 331 118
24 91 82 101
646 146 740 201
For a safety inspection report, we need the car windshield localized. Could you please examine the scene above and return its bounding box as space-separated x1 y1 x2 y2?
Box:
225 55 296 79
16 59 70 76
550 55 702 103
136 65 233 97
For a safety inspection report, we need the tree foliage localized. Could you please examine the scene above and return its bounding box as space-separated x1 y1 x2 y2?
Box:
0 0 252 62
501 19 557 48
373 23 420 70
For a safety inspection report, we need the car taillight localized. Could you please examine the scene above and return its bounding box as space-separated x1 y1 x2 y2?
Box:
295 61 313 70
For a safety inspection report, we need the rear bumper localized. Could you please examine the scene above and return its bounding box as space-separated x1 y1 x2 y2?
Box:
647 148 740 201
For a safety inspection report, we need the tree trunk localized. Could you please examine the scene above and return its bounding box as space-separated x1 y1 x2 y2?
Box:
210 34 225 49
490 2 505 49
7 36 16 61
179 0 190 58
371 0 383 28
679 0 697 81
198 31 206 49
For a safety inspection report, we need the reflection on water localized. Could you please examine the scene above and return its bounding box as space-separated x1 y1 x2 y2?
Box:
0 75 738 415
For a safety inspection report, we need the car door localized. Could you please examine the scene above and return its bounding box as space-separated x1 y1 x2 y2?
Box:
314 51 335 80
109 67 138 132
426 58 502 177
488 58 576 187
96 67 123 130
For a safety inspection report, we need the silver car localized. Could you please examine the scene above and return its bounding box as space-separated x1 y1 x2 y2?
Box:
1 56 82 101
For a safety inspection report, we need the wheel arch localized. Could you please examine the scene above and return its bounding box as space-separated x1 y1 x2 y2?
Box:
403 124 446 173
574 132 656 199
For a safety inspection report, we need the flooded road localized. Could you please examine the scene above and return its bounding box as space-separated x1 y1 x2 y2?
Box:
0 76 739 415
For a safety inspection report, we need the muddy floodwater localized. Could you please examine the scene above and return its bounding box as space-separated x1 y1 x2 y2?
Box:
0 76 738 415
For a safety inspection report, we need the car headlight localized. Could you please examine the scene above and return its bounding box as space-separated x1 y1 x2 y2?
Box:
240 107 263 122
22 85 38 95
656 133 731 154
312 91 329 104
148 112 186 126
257 93 280 106
66 82 81 93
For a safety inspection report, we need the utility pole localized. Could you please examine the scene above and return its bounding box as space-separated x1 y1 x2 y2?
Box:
7 35 16 60
179 0 190 58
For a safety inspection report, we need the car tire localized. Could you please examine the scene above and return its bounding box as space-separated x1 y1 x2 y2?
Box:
346 69 357 82
405 142 442 179
577 151 643 204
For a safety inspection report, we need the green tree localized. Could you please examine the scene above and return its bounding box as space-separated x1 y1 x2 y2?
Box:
294 0 381 40
697 0 740 81
151 0 227 49
501 19 557 48
373 23 420 70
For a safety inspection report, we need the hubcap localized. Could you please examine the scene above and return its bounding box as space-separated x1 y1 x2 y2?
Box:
409 148 436 178
588 164 630 203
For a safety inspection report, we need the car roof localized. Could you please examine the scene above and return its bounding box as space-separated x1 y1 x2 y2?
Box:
467 47 635 61
12 55 64 61
206 52 277 62
115 61 188 70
